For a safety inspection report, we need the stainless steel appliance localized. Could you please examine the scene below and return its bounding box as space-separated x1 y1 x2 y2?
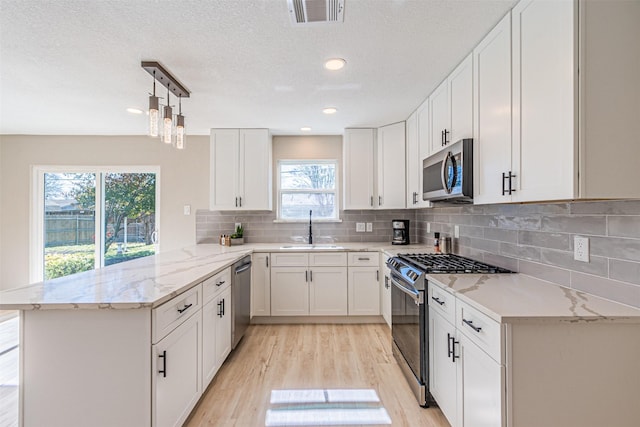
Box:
423 138 473 203
386 253 512 407
231 256 252 349
392 219 410 245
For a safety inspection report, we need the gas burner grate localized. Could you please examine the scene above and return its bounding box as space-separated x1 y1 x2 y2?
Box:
398 253 513 274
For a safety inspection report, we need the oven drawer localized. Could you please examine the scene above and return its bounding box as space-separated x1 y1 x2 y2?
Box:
456 299 502 363
427 281 455 324
348 252 379 266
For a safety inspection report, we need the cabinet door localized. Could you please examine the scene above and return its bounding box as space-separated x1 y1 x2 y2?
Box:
449 53 474 143
405 110 421 207
347 267 380 316
429 311 458 427
511 0 575 202
430 80 450 154
459 333 504 427
153 312 202 427
473 13 513 205
309 266 348 315
239 129 272 210
343 128 375 209
377 122 406 209
215 287 232 366
270 267 309 316
251 253 271 317
210 129 240 210
202 300 218 386
416 100 432 208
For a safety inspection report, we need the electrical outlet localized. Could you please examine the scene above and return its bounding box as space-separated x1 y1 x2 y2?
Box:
574 236 590 262
427 222 431 233
235 222 241 230
454 225 460 238
366 222 373 232
356 222 365 232
183 205 191 215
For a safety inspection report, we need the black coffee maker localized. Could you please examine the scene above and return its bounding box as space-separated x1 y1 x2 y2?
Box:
392 219 410 245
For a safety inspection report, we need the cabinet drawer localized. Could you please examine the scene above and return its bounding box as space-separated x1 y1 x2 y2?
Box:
456 299 502 363
202 267 231 304
153 285 202 343
348 252 379 266
271 252 309 267
428 281 456 324
309 252 347 266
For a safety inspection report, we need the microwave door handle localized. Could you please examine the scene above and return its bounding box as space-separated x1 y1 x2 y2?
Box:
441 151 454 194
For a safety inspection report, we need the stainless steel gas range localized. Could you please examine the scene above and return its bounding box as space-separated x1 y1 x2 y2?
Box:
386 253 512 407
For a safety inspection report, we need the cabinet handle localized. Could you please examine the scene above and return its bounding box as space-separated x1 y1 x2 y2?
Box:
370 196 373 207
310 270 313 282
508 171 516 195
235 197 238 207
447 333 453 359
452 336 460 361
384 276 389 289
358 257 370 261
431 296 445 306
444 129 450 145
216 280 225 287
158 351 167 377
502 172 508 196
239 196 242 207
413 191 417 204
217 300 223 317
379 195 382 206
266 256 269 268
177 303 193 314
305 270 308 282
376 270 379 281
441 130 445 146
462 318 482 333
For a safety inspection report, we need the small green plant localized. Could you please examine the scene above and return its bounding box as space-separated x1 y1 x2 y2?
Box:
231 225 244 239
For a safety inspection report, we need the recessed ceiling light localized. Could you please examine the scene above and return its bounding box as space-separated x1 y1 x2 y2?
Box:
301 127 312 131
127 108 144 114
324 58 346 71
323 107 337 115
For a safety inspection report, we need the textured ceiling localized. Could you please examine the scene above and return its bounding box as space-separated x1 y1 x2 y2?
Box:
0 0 517 136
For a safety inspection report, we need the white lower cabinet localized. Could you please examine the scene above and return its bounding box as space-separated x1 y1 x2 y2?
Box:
202 285 231 386
152 311 202 427
381 254 391 327
270 252 348 316
347 252 380 316
251 253 271 316
429 310 458 426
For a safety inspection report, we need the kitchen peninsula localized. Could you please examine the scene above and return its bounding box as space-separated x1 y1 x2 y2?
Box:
2 243 640 427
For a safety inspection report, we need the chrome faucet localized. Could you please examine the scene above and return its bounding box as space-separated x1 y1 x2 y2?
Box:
308 210 313 245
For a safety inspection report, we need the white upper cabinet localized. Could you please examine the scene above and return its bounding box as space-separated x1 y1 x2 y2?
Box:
474 0 640 204
210 128 272 211
406 104 433 209
344 124 406 210
343 128 376 209
377 121 406 209
430 54 474 155
473 13 513 205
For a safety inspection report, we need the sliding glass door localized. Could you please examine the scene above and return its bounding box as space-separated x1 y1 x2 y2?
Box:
35 167 159 281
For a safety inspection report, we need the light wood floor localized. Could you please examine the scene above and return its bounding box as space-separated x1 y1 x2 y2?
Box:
186 323 450 427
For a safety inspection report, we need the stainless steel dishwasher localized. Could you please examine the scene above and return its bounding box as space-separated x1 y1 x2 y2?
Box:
231 255 251 349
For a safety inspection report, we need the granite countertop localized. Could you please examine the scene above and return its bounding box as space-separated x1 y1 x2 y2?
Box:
428 272 640 323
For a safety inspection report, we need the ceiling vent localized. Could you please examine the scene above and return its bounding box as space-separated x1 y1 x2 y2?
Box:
287 0 345 25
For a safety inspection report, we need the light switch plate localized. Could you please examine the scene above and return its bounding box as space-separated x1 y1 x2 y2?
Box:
427 222 431 233
183 205 191 215
356 223 365 232
454 225 460 238
366 223 373 232
574 236 589 262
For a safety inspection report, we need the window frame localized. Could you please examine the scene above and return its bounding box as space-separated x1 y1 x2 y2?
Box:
276 159 340 222
30 165 161 282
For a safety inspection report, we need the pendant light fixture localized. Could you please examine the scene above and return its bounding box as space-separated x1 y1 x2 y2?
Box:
162 86 173 144
176 96 186 150
148 72 159 137
141 61 190 149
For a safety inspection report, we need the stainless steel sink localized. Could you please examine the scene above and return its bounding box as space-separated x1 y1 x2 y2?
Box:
279 244 343 250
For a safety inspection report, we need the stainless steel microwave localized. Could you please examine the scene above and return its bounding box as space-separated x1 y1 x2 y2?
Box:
422 139 473 203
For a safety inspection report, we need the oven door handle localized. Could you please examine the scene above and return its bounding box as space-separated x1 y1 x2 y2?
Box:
390 275 423 305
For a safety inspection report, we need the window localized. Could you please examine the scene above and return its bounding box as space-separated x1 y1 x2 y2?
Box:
278 160 338 220
32 167 159 281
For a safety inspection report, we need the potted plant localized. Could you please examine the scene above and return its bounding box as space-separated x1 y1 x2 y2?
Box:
230 225 244 245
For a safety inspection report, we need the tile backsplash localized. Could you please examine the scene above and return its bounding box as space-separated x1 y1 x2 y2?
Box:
415 200 640 309
196 200 640 309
